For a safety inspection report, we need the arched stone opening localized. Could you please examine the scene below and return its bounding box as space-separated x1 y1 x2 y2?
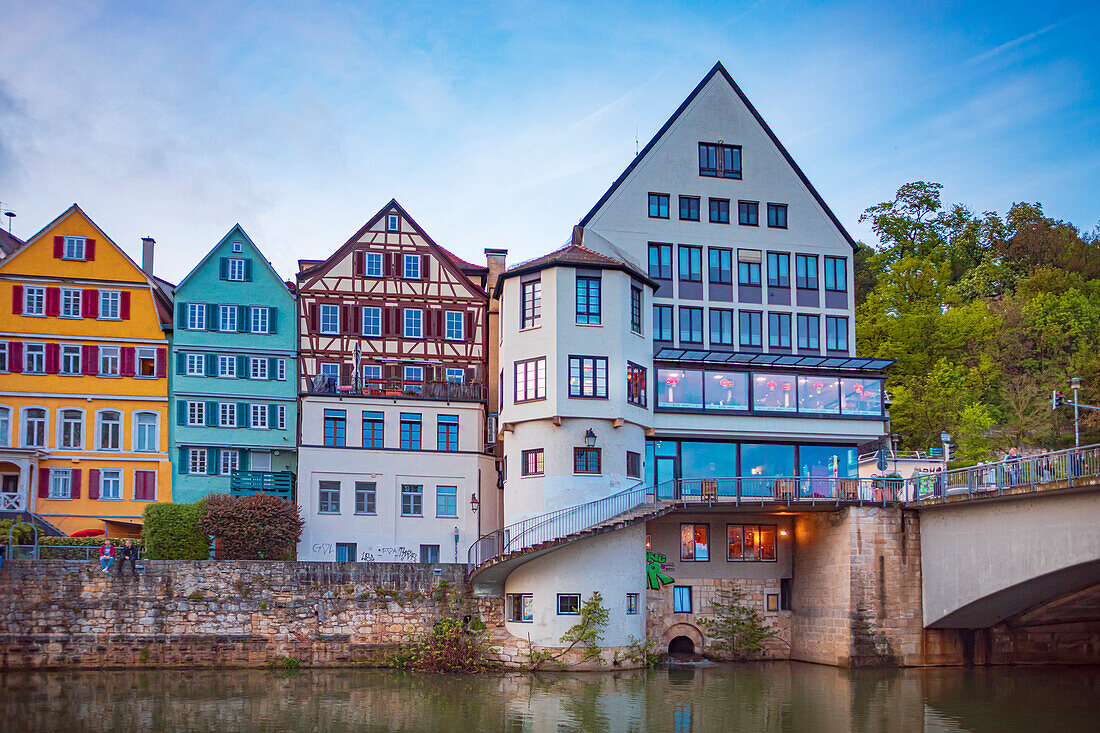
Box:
668 635 695 654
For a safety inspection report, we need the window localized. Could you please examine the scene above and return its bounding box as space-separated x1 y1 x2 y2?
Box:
767 203 788 229
232 241 243 253
709 198 730 224
679 196 700 221
23 286 45 316
187 401 205 426
797 315 819 350
403 254 421 279
446 368 464 383
277 405 287 429
62 236 85 260
627 451 641 479
277 359 287 381
135 412 157 452
100 469 121 500
0 406 8 447
767 253 790 287
250 357 268 380
219 449 239 475
355 482 376 514
437 414 458 451
420 545 439 563
403 365 423 394
336 543 357 562
710 308 734 345
24 343 45 374
627 362 647 407
318 481 340 513
23 408 46 448
404 308 423 338
98 410 121 450
0 343 5 373
387 214 400 232
49 468 72 499
699 142 741 178
250 404 268 429
727 524 777 561
365 252 383 277
795 254 818 289
227 258 246 281
319 304 339 334
575 276 601 324
753 373 796 412
250 307 270 334
514 358 546 402
436 485 457 517
188 448 207 474
678 307 703 344
673 586 693 613
186 303 205 330
568 356 608 398
60 409 83 449
136 347 156 378
362 411 383 448
709 248 732 284
826 316 849 351
521 280 541 328
648 193 670 219
445 311 464 340
99 290 120 319
739 311 763 347
653 305 673 342
401 484 423 516
557 594 581 615
185 353 204 376
738 254 761 286
323 409 346 447
630 286 643 334
219 402 237 428
60 288 81 318
678 246 702 282
218 305 237 332
521 449 544 476
319 363 339 382
738 200 759 226
648 244 672 280
400 413 421 450
627 593 639 615
768 313 792 348
824 257 847 291
574 447 601 474
218 354 236 378
99 347 119 377
681 523 709 561
507 593 533 622
60 344 80 375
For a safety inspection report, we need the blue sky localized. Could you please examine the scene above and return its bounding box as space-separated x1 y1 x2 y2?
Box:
1 1 1097 282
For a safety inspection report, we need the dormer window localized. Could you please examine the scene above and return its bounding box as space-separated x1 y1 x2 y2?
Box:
63 236 86 260
232 242 243 253
387 214 400 232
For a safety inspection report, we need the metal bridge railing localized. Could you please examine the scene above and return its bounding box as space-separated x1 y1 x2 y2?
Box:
910 443 1100 501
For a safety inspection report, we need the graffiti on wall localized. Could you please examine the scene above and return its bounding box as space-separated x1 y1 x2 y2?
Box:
646 551 675 590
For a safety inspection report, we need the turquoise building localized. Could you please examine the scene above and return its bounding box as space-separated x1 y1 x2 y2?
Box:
169 225 298 503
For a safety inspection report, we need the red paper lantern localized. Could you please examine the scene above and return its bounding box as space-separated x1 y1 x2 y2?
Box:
767 381 777 389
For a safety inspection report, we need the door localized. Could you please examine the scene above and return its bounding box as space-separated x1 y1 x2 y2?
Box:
656 457 677 500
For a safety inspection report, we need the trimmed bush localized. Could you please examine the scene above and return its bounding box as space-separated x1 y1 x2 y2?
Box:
37 536 145 560
197 494 303 560
142 501 210 560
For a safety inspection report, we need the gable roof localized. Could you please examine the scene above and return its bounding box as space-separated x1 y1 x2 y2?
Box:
0 228 22 258
175 223 294 297
578 61 857 250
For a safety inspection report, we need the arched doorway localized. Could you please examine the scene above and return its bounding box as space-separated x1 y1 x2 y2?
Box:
668 635 695 654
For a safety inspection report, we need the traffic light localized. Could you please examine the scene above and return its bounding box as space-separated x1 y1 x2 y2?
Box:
1052 390 1064 410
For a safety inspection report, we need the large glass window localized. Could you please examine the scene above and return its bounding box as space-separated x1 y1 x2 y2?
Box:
826 316 849 351
656 369 703 409
740 444 796 478
704 372 749 411
568 356 608 398
767 253 790 287
727 525 777 561
681 442 737 482
824 256 847 291
653 305 673 342
648 244 672 280
680 523 709 561
710 309 733 345
797 314 819 350
739 311 762 347
678 307 703 344
800 445 858 481
753 373 796 413
798 376 840 413
841 379 883 416
575 276 601 324
699 142 741 178
678 246 702 282
768 313 791 348
795 255 818 289
708 248 732 284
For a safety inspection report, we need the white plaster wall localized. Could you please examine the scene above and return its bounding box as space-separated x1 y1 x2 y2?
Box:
504 525 646 647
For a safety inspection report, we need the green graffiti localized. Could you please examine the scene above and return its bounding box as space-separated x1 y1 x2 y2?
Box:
646 551 674 590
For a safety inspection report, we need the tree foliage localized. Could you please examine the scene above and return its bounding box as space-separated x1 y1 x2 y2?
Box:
393 616 496 673
698 585 780 659
197 494 303 560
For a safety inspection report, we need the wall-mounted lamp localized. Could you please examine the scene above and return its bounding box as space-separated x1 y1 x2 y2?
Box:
584 428 597 448
470 493 480 513
779 530 789 538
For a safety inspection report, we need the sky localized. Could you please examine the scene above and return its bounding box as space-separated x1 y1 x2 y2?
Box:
1 0 1097 283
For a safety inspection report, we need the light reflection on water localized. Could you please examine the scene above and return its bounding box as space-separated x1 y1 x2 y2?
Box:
1 663 1098 732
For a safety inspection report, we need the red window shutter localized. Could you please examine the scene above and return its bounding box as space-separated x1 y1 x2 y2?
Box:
155 347 167 378
82 345 98 375
70 469 81 499
120 346 136 377
134 472 146 501
465 311 475 342
136 470 155 501
88 469 100 500
11 284 22 315
38 468 49 498
421 254 430 280
383 253 395 278
424 310 435 339
119 291 131 319
45 287 60 316
353 251 364 277
387 306 401 336
308 303 319 332
45 343 59 374
339 304 350 334
8 341 22 373
82 289 99 318
85 239 96 260
53 236 63 258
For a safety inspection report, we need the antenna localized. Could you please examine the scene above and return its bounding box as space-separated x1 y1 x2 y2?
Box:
0 202 15 233
635 125 639 156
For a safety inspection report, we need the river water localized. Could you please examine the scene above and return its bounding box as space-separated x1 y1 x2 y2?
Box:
2 663 1097 732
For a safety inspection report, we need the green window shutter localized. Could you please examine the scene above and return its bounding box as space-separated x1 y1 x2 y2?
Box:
244 259 253 282
176 352 187 375
206 304 218 331
207 448 219 475
239 450 250 471
269 306 278 334
237 355 249 378
177 302 188 329
238 402 251 428
268 357 278 379
219 258 228 280
176 400 187 426
178 447 189 474
239 305 250 333
206 401 218 427
268 403 278 427
205 353 217 376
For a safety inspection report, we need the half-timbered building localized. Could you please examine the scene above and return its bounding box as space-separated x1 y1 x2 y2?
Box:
296 200 499 563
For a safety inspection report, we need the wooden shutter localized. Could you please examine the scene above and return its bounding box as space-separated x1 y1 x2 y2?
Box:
207 448 219 474
465 311 475 342
205 353 217 376
11 284 22 315
82 289 99 318
424 310 435 339
176 302 188 330
155 347 167 378
238 402 250 428
268 404 278 427
176 352 186 375
53 236 64 258
353 251 364 277
85 238 96 260
339 361 353 387
177 400 187 425
82 345 98 375
120 347 136 377
88 469 100 500
45 287 60 316
244 259 253 281
219 257 228 280
177 448 189 474
38 468 49 498
383 252 395 277
269 306 278 334
206 303 218 331
341 304 353 335
308 304 319 333
238 305 249 332
45 343 59 374
120 291 131 320
421 254 430 280
70 469 81 499
8 342 22 373
205 401 218 427
237 355 249 377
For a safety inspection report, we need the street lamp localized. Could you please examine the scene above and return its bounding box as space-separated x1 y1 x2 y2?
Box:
469 493 480 513
890 433 900 474
1070 377 1084 447
584 428 597 447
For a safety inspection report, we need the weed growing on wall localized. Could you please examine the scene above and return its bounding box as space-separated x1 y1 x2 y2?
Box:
699 586 779 659
625 636 661 668
391 617 496 673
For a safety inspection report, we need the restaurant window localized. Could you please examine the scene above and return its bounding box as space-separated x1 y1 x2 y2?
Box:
797 314 819 350
678 306 703 344
573 447 601 474
630 286 643 334
648 243 672 280
841 379 883 416
767 253 790 287
709 308 734 346
627 362 647 407
798 376 840 413
739 311 762 347
507 593 533 622
673 586 693 613
795 254 818 289
576 276 601 325
557 594 581 615
323 409 345 447
648 193 670 219
727 524 777 562
522 279 542 328
704 371 749 411
656 369 703 409
679 196 700 221
678 246 702 282
768 313 791 348
568 356 608 398
653 305 673 342
514 357 546 402
708 248 732 284
680 523 709 562
753 373 796 413
824 256 847 291
521 448 544 476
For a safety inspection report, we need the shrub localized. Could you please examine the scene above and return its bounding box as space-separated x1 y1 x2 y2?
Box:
37 536 145 559
197 494 303 560
142 501 209 560
394 617 495 673
699 585 780 660
0 516 38 545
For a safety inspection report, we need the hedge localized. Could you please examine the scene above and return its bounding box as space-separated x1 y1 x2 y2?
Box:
142 501 210 560
198 493 303 560
37 536 146 560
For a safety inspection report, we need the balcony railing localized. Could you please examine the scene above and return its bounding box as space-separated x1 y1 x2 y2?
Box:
909 443 1100 501
0 492 27 512
305 375 486 401
229 470 296 502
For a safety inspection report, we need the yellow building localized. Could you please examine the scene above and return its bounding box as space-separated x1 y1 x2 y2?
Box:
0 205 173 537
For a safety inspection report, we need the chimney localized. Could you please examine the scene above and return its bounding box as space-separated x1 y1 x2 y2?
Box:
484 248 508 294
571 225 584 248
141 237 155 275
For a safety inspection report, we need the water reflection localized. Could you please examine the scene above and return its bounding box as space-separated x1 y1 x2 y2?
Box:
1 663 1098 732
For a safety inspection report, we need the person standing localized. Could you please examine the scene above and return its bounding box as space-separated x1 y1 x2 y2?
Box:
98 540 115 572
118 539 139 576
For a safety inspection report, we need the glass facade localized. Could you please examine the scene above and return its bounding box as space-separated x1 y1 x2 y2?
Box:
657 369 703 409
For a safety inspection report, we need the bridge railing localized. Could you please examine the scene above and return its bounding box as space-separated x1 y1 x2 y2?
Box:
910 443 1100 501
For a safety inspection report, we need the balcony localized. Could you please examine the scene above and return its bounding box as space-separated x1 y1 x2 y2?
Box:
304 375 486 402
229 470 296 502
